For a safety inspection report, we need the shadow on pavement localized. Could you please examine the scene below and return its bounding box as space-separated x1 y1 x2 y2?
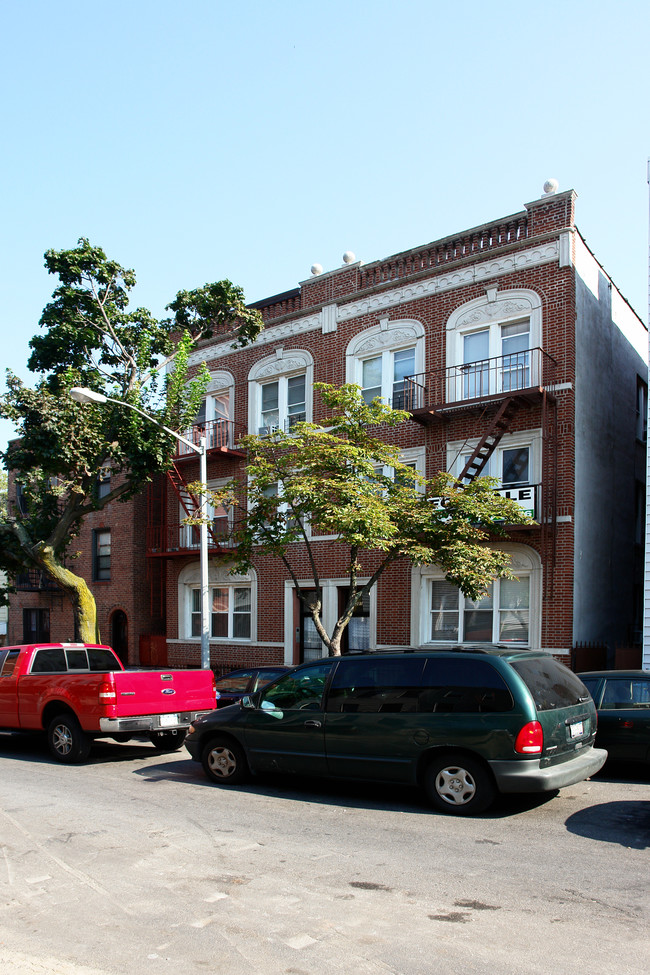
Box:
0 730 175 767
135 759 560 819
565 799 650 849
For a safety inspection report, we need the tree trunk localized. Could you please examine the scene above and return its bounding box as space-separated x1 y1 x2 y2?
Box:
37 545 100 643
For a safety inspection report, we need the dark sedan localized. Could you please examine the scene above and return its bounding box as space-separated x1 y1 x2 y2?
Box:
579 670 650 765
214 666 289 707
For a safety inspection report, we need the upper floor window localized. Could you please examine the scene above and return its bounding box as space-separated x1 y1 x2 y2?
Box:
97 466 111 499
361 346 416 408
260 374 306 433
15 482 28 516
447 290 543 403
181 371 235 454
248 350 313 436
448 433 539 519
346 319 425 411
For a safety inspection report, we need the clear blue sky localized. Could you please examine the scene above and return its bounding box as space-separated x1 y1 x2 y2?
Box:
1 0 648 452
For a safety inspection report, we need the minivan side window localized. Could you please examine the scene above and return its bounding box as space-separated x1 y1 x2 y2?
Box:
261 663 332 711
420 658 514 713
327 658 426 713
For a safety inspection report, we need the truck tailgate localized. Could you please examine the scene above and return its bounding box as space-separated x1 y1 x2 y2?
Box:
111 670 215 717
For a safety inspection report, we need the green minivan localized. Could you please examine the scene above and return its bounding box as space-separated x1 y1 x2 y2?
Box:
184 649 606 815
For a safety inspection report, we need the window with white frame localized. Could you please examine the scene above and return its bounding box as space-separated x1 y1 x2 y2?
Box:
191 585 251 639
411 545 542 650
360 346 416 408
182 371 234 455
179 563 256 642
346 319 425 411
449 432 540 519
446 291 542 404
259 374 306 433
249 350 313 436
429 577 530 644
180 478 232 548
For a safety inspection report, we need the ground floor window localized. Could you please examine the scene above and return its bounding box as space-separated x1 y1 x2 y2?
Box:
412 544 541 650
191 586 251 639
179 561 256 643
23 608 50 643
430 576 530 644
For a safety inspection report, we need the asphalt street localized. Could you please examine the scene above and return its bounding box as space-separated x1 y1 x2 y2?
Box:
0 732 649 975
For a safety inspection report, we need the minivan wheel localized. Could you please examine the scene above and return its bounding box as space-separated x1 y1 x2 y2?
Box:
201 736 249 785
424 753 496 816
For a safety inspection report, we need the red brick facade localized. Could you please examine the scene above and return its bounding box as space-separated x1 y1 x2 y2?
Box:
7 189 647 671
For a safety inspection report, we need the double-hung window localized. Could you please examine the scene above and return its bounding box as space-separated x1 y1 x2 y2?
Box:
191 585 251 639
452 434 538 519
461 320 530 399
361 346 416 409
93 530 111 581
429 577 530 645
259 374 306 434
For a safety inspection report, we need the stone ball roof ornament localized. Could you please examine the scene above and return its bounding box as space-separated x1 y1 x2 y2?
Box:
310 263 323 276
543 178 559 195
342 251 356 264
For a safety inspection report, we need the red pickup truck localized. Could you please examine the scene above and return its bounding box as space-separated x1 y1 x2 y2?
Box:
0 643 216 763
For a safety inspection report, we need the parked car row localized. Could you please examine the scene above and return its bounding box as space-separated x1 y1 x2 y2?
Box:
3 644 647 816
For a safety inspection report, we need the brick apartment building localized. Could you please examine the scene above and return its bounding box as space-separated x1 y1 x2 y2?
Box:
7 185 648 672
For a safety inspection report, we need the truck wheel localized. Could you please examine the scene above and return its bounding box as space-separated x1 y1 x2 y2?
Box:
150 729 185 752
47 713 91 764
201 736 249 785
423 752 496 816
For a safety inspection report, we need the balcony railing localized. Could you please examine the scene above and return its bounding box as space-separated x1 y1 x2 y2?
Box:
405 348 558 413
14 570 61 592
175 419 244 458
146 521 239 556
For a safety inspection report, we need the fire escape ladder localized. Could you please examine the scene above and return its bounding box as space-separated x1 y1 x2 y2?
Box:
540 389 558 598
167 462 218 546
457 397 521 484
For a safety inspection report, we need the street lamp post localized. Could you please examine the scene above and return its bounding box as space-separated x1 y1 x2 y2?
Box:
69 386 211 670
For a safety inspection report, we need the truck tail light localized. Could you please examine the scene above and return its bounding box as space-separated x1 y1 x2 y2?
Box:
515 721 543 754
99 682 117 704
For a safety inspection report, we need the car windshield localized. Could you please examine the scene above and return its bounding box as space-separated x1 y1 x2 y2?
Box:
509 657 591 710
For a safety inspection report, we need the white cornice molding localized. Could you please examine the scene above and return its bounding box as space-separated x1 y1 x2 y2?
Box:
188 240 560 367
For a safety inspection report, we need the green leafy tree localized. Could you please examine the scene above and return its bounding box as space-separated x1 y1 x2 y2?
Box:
0 239 262 642
201 384 533 656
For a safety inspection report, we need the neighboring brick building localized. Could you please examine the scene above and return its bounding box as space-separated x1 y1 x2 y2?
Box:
7 185 647 670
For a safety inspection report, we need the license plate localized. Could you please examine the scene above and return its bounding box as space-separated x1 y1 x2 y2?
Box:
569 720 584 739
159 713 179 728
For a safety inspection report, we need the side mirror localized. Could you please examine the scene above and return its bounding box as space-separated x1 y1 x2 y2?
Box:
240 694 256 710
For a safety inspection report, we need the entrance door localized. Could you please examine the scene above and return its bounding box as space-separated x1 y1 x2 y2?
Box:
300 591 324 662
110 611 128 666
